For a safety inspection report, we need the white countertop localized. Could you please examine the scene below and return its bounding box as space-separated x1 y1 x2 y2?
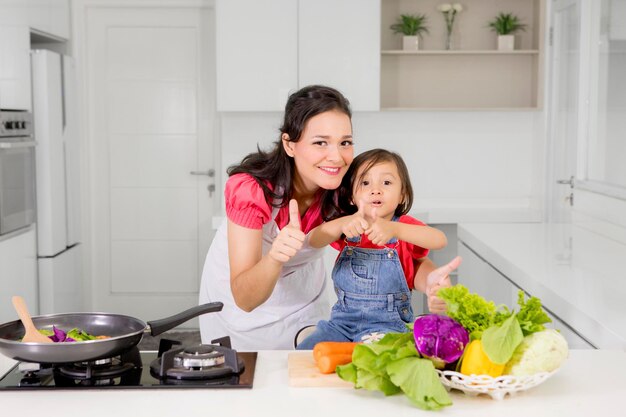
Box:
458 222 626 349
1 350 625 416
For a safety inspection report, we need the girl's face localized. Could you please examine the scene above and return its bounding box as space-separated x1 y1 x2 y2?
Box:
352 161 404 221
283 110 354 195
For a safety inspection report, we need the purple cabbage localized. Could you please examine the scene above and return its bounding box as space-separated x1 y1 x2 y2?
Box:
413 314 469 369
48 326 76 343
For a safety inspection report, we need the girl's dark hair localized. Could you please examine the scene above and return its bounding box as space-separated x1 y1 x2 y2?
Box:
227 85 352 218
334 149 414 219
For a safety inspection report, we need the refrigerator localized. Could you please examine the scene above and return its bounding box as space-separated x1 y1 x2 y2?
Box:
31 49 83 314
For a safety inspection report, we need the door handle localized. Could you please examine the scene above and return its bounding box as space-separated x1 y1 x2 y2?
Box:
556 175 575 188
190 169 216 197
190 169 215 177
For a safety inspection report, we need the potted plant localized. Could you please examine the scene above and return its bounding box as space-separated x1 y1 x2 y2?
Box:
390 14 429 51
487 12 526 51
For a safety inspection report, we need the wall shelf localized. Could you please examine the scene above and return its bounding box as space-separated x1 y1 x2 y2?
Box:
381 0 545 110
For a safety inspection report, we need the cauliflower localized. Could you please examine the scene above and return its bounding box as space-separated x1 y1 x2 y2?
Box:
504 329 568 376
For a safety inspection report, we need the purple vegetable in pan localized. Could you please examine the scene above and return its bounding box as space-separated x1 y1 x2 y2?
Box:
413 314 469 369
49 326 76 343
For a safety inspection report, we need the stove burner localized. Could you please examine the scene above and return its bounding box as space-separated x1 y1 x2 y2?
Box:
54 346 143 385
150 343 244 381
174 345 225 369
57 359 134 379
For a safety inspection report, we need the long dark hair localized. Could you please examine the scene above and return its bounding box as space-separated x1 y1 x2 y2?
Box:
334 149 414 219
227 85 352 218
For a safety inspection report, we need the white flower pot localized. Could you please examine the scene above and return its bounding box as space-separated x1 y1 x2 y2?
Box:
497 35 515 51
402 35 420 51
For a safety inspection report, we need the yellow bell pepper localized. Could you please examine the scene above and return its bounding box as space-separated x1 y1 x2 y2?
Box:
460 340 505 377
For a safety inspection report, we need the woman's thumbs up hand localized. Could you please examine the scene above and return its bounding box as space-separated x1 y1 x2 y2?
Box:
269 199 306 264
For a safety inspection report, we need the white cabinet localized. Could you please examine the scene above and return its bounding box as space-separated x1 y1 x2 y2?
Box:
0 25 31 110
216 0 297 111
458 240 594 349
458 241 518 308
544 309 595 349
298 0 380 111
216 0 379 111
0 0 70 40
45 0 70 40
0 227 38 323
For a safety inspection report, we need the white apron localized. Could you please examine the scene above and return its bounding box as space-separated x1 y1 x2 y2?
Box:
198 206 328 350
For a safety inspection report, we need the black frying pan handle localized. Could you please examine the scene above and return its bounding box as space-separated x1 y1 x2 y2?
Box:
146 302 223 336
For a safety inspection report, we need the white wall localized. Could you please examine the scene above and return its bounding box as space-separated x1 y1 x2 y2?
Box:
218 110 544 220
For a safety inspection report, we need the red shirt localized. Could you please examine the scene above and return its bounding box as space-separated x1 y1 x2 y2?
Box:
330 215 429 290
224 173 324 233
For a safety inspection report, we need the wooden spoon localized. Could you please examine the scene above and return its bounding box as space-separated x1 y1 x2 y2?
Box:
12 296 52 343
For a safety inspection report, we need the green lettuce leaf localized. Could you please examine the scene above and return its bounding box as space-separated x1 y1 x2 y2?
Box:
356 368 401 395
336 333 452 410
515 291 552 336
481 313 524 364
336 362 357 383
438 284 511 337
387 357 452 410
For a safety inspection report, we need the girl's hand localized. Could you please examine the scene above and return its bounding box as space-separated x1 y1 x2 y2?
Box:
341 207 369 238
425 256 462 314
364 208 396 246
268 199 305 264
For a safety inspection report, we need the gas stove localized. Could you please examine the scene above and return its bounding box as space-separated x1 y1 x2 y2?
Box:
0 337 257 390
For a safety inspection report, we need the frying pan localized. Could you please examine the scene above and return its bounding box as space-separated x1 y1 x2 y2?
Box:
0 302 223 363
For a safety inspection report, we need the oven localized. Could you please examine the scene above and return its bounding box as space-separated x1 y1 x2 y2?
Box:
0 110 36 236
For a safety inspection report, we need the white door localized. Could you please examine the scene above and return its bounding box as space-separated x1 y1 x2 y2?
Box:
546 0 585 223
85 6 215 323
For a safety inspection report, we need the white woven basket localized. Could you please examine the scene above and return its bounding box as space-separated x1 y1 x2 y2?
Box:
435 369 557 400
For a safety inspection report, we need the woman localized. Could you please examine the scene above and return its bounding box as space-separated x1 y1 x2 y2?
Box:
199 85 355 350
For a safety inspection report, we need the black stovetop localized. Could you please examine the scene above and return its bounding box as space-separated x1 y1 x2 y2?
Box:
0 339 257 390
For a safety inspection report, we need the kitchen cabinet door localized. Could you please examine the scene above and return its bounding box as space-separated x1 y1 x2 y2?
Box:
299 0 380 111
216 0 298 111
216 0 380 111
0 25 31 110
458 239 595 349
544 309 594 349
458 241 518 308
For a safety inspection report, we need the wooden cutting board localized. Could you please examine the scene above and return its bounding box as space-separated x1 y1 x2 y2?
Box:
287 351 354 388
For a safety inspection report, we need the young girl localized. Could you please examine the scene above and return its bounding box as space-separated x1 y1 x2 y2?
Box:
296 149 448 349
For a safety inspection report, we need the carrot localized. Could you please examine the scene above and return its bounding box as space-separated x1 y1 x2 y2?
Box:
313 341 359 362
316 353 353 374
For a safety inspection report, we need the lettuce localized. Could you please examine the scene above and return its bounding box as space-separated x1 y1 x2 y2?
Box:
515 291 552 336
481 313 524 364
336 330 452 410
437 284 510 338
439 285 553 366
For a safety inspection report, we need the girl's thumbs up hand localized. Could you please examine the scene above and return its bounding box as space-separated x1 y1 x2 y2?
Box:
365 207 395 246
269 199 305 264
341 200 369 238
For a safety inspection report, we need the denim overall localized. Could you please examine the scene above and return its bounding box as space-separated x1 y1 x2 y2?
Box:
296 216 414 350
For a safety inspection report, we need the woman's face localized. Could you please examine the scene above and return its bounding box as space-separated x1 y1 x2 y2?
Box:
283 110 354 194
